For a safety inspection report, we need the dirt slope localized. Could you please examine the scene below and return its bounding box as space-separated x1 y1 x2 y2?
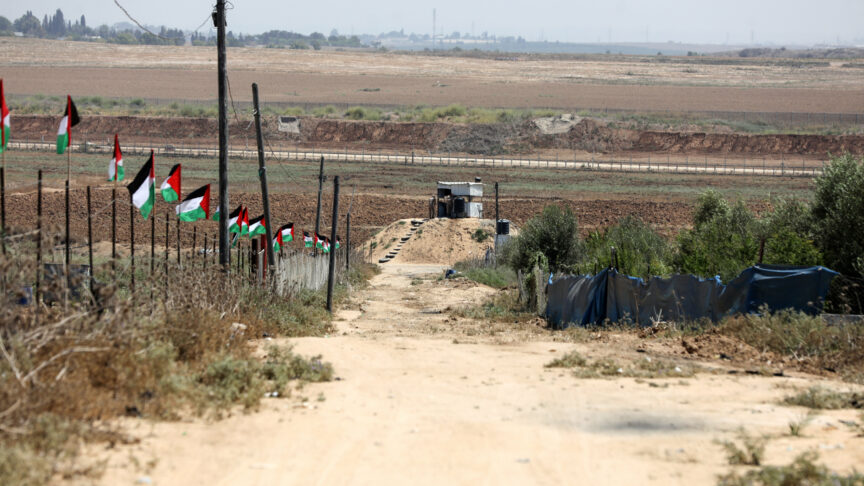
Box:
13 115 864 157
81 263 864 486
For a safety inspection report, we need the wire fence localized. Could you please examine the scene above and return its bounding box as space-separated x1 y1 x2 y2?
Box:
9 139 825 178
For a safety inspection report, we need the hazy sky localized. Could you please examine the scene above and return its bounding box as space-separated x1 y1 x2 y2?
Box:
6 0 864 45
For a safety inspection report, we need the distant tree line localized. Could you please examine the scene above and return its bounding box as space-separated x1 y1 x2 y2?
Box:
0 8 365 49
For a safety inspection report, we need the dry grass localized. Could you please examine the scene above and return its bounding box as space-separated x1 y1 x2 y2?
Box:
545 350 700 379
0 240 365 483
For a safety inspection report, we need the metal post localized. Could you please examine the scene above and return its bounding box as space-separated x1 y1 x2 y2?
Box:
87 186 93 297
252 83 276 276
64 179 70 308
326 176 340 313
216 0 230 266
111 188 116 273
1 166 5 255
494 182 499 224
176 217 181 267
345 212 351 271
130 195 135 292
36 170 42 306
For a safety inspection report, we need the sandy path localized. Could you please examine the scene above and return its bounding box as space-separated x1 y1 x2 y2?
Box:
89 264 864 485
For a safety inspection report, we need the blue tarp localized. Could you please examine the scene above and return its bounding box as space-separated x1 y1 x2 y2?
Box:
546 264 838 329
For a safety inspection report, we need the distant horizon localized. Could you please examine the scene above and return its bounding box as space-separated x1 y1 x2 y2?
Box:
3 1 863 47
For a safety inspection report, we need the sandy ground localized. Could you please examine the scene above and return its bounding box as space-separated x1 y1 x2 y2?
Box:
76 263 864 486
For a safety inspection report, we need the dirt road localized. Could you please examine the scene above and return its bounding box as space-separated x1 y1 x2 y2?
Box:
90 264 864 485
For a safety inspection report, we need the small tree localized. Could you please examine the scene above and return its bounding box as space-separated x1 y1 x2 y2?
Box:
810 153 864 276
582 216 673 278
504 204 582 273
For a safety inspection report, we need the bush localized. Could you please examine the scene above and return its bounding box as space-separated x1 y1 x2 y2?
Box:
581 216 673 278
811 154 864 277
504 204 582 273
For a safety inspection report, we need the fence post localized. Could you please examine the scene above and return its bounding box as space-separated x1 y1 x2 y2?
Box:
1 167 5 256
176 217 181 267
36 170 42 307
130 195 135 293
87 186 94 298
65 179 70 309
346 212 351 272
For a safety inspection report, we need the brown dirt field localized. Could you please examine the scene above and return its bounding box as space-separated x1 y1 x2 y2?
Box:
2 38 864 113
12 115 863 159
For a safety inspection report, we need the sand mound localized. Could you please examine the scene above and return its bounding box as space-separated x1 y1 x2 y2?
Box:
363 218 509 266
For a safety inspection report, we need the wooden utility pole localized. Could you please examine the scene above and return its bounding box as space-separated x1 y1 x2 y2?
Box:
216 0 230 266
1 166 5 255
64 179 70 308
326 176 340 313
252 83 276 275
130 197 135 293
111 188 116 274
36 170 42 306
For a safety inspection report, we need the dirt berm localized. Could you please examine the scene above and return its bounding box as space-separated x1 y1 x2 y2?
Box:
14 115 864 156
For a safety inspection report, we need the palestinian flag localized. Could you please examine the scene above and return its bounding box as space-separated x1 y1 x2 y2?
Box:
334 237 341 250
322 237 331 254
247 215 266 237
175 184 210 222
56 95 80 154
127 151 155 219
303 231 313 248
214 205 244 233
0 79 9 153
108 134 124 181
273 231 284 253
315 233 324 249
240 207 250 236
160 164 181 202
278 223 294 242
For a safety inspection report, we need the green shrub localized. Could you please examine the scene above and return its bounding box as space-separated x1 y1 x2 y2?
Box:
504 204 583 273
811 154 864 277
581 216 673 278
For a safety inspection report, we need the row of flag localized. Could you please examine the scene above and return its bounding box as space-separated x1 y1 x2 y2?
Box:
0 86 342 254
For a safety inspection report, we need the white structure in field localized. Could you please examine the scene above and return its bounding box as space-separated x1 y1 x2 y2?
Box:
436 181 483 218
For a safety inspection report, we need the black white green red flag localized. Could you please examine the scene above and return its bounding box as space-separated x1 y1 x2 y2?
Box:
0 79 10 153
247 215 266 237
279 223 294 242
213 205 243 233
175 184 210 222
161 164 181 202
240 207 250 235
315 233 324 249
273 231 283 252
322 237 331 254
335 237 341 250
127 151 155 219
56 96 80 155
108 134 124 181
303 231 313 248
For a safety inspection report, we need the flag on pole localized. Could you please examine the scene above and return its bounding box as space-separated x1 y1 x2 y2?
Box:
0 79 10 153
213 205 243 232
303 231 313 248
240 207 250 236
247 215 266 237
127 151 155 219
278 223 294 242
315 233 324 249
160 163 181 202
322 237 331 254
334 237 341 250
273 231 283 252
108 134 124 181
56 95 80 154
175 184 210 222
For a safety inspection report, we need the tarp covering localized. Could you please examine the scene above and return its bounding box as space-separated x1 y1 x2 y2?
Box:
546 264 838 329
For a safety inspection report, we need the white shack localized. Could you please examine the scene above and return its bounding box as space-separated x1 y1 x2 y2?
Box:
436 181 483 218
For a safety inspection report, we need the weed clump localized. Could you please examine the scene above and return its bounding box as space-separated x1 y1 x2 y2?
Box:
782 387 864 410
717 451 864 486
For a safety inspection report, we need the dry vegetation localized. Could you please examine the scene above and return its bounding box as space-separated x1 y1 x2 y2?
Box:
0 237 376 484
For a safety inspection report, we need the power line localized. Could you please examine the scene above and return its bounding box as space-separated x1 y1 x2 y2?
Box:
112 0 170 40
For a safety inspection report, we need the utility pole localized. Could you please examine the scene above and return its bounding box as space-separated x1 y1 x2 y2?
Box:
314 155 325 237
215 0 230 265
326 176 340 313
252 83 276 276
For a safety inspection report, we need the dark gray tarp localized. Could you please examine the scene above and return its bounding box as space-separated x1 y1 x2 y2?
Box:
546 264 838 329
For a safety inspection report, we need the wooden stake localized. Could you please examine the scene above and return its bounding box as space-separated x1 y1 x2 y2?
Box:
64 179 70 309
130 196 135 293
111 188 116 274
252 83 276 277
176 217 181 267
1 165 5 255
36 170 42 306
